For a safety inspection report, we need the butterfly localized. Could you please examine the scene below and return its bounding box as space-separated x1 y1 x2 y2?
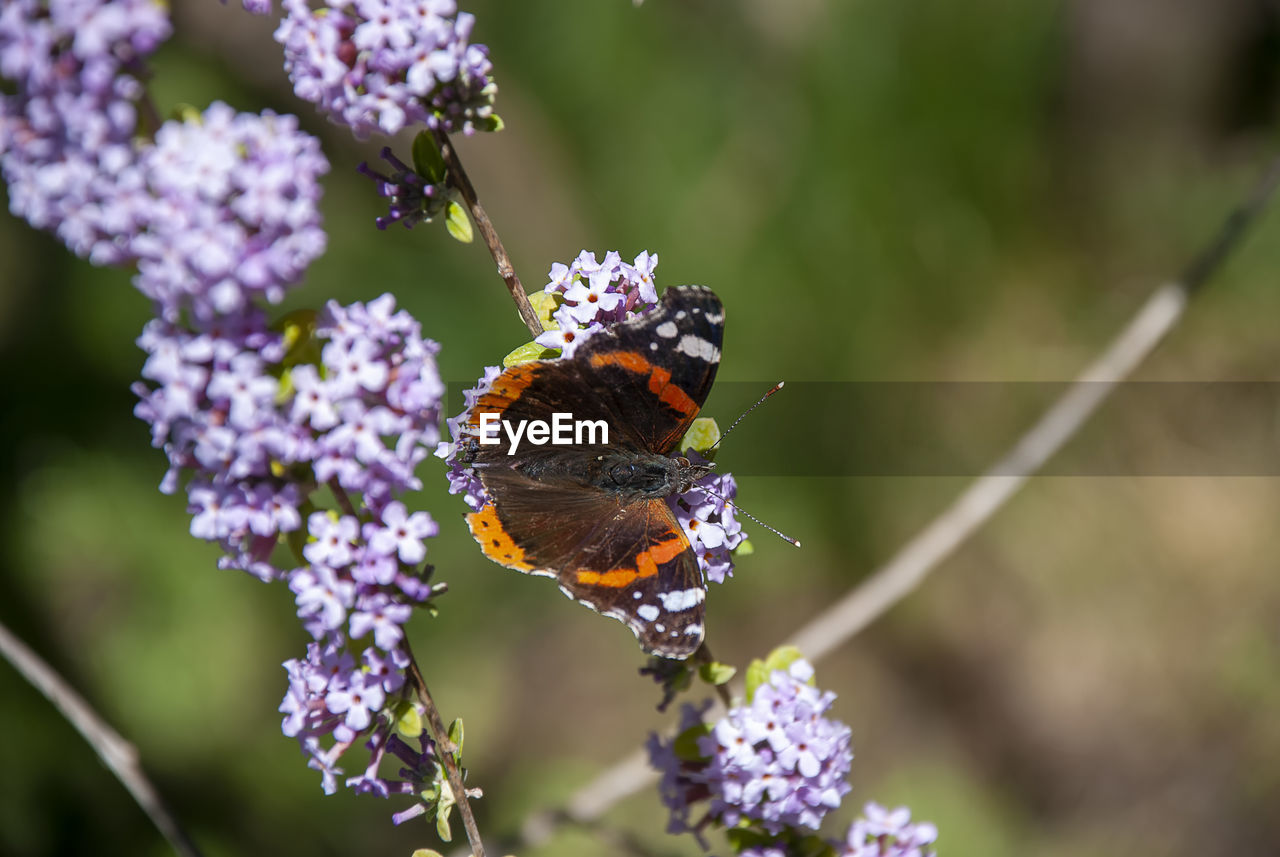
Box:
460 286 724 658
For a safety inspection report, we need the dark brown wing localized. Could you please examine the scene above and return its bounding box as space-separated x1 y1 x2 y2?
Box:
466 465 706 658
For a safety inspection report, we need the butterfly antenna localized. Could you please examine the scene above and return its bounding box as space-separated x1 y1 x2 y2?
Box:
696 482 801 548
706 381 785 453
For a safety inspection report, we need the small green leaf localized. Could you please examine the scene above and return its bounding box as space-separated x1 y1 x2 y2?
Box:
412 850 444 857
173 103 203 124
746 646 811 701
744 658 769 703
448 718 464 756
435 781 455 842
672 722 713 761
411 131 447 184
527 290 561 331
477 113 504 133
502 341 559 367
762 645 806 677
680 417 720 454
698 661 737 686
435 805 453 842
445 200 473 243
397 704 423 739
733 539 755 557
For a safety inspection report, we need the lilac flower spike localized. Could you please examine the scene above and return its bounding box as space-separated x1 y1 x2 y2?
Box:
133 103 329 324
0 0 170 263
649 658 855 842
275 0 499 139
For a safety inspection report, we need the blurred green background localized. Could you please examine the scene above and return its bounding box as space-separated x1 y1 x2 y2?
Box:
4 1 1280 855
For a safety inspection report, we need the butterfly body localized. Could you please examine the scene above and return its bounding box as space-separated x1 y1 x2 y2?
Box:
462 286 725 659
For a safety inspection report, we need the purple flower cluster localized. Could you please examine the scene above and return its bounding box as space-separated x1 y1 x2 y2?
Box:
534 249 660 356
0 0 170 264
650 659 854 840
135 295 447 793
675 451 745 585
132 103 328 323
274 0 498 139
837 803 938 857
438 250 746 584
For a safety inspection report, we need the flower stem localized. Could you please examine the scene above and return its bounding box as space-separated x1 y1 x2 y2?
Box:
0 621 204 857
431 127 543 339
403 637 487 857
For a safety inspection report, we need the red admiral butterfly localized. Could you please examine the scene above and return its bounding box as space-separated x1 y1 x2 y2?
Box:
462 286 725 658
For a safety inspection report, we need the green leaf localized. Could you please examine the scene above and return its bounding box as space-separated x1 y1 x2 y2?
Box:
698 661 737 686
435 806 453 842
527 290 561 331
445 200 473 243
747 646 810 701
411 850 444 857
435 781 455 842
502 341 559 367
762 645 806 677
396 703 423 739
672 722 713 762
680 417 720 454
448 718 464 757
733 539 755 557
477 113 504 133
744 658 769 703
411 131 447 184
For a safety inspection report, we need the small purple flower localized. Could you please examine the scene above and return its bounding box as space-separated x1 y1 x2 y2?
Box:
291 563 357 635
303 513 361 568
365 501 438 564
837 803 938 857
326 669 387 734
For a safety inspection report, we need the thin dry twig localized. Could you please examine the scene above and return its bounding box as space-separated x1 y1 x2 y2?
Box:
518 151 1280 842
0 620 204 857
432 127 543 339
404 639 488 857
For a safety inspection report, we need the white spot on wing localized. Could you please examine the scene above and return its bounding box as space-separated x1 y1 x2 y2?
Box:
637 604 660 622
656 321 679 338
655 623 666 633
705 312 724 324
658 587 705 612
675 335 720 363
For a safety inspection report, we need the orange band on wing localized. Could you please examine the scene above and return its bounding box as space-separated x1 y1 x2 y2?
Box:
467 364 539 426
591 351 698 416
467 504 534 571
576 568 639 587
576 532 687 587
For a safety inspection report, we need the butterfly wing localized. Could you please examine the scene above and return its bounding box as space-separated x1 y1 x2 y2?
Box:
466 465 705 657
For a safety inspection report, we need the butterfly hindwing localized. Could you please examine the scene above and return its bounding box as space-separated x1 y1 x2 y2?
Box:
465 466 705 657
